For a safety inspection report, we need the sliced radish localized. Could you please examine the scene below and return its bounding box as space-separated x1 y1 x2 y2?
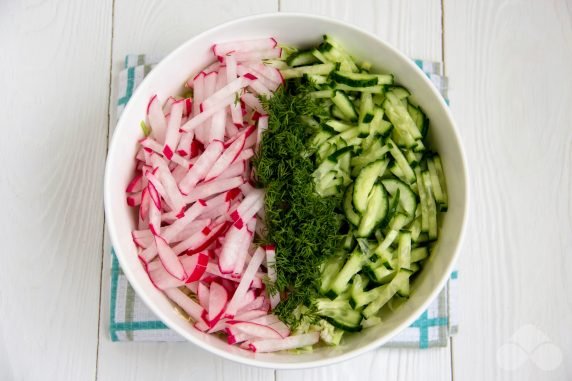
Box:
180 94 235 133
198 282 210 309
213 38 277 56
225 247 265 317
247 333 320 353
182 176 244 204
178 140 224 194
155 235 185 280
140 137 190 169
201 76 252 111
127 191 142 207
229 48 282 63
256 115 268 153
234 309 268 322
163 99 184 159
147 95 167 143
164 288 204 321
228 321 282 339
240 93 265 114
207 282 228 323
161 201 206 243
204 133 246 181
126 173 143 193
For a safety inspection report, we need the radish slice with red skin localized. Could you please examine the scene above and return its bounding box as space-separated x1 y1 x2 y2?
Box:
217 224 249 273
185 221 231 256
171 219 211 242
205 262 263 288
196 72 218 143
171 220 225 255
180 93 235 133
139 187 150 221
251 316 289 338
237 148 254 162
226 56 243 127
204 133 246 181
147 95 167 143
216 160 246 181
163 100 184 159
225 247 265 317
198 282 210 309
148 193 162 236
248 78 273 98
127 192 142 207
248 333 320 353
236 295 266 315
126 173 143 193
206 318 228 333
131 229 153 248
164 288 204 322
208 70 229 144
226 330 253 345
230 189 264 228
182 176 244 204
140 137 190 168
240 93 265 114
176 131 194 157
244 62 284 85
237 65 277 92
232 289 256 312
227 321 283 339
227 48 282 63
178 140 224 194
225 117 240 138
200 76 252 111
213 38 277 56
207 282 228 322
160 201 206 243
194 319 210 332
155 235 186 280
234 309 268 322
148 253 208 289
199 202 230 220
162 96 177 115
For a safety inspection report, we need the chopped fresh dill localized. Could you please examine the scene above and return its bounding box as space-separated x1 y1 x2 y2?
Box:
253 80 344 327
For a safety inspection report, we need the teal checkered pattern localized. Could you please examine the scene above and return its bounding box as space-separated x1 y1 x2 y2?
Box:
110 55 458 347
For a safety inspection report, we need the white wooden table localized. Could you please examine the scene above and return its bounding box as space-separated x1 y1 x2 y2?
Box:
1 0 571 380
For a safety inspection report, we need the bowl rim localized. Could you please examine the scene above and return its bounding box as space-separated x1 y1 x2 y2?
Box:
104 11 469 369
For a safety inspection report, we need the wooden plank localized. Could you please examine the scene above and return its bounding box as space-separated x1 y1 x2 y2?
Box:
0 0 112 380
444 0 572 379
97 1 278 380
277 1 451 380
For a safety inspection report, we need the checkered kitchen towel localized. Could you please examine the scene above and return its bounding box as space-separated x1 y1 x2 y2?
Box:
110 55 458 348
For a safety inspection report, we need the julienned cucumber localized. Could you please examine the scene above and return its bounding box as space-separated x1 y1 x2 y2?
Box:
278 35 448 338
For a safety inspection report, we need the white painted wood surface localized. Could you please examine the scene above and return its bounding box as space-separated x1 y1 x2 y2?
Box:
444 0 572 380
1 0 570 380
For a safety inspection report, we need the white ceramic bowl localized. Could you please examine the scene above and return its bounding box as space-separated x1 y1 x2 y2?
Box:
105 13 468 369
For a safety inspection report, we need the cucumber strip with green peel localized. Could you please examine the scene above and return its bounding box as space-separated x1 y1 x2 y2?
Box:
384 91 422 140
310 90 335 98
316 298 363 332
331 90 359 122
312 48 330 63
422 171 438 240
344 184 361 226
374 213 409 256
325 120 355 133
334 84 386 93
280 63 335 79
352 284 388 308
320 255 345 296
356 184 388 237
350 140 389 175
362 270 413 318
411 246 429 262
330 250 368 295
381 178 418 221
387 139 416 184
397 231 412 270
415 167 430 233
353 160 389 213
287 50 320 67
429 155 448 211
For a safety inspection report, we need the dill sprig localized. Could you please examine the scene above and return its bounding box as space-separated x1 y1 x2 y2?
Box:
253 81 344 327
